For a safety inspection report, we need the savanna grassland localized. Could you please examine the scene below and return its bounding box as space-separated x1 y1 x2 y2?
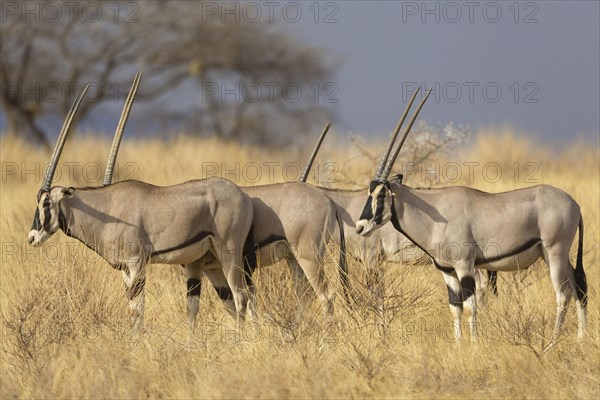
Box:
1 130 599 399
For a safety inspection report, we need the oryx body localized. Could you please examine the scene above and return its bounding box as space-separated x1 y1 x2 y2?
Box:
317 187 495 305
355 88 587 344
184 125 349 323
296 123 495 312
358 176 587 344
31 179 254 329
186 181 346 322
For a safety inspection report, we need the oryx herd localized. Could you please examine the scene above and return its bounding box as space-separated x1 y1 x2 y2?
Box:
27 72 587 346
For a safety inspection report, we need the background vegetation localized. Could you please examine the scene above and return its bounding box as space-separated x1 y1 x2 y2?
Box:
0 1 334 147
1 129 598 398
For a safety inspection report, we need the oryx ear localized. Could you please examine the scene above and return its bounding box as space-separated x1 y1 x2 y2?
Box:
60 187 75 199
390 174 403 184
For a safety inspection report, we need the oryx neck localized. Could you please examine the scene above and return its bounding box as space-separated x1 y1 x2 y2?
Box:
389 183 439 252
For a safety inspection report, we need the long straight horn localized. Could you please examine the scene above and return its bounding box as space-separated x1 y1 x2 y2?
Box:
381 88 432 179
103 70 142 185
300 122 332 183
41 84 90 192
374 86 421 181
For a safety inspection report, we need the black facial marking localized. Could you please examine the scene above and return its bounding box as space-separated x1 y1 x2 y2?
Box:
369 180 381 192
358 180 384 221
359 195 374 221
31 208 42 231
42 196 52 232
214 286 233 301
446 285 463 310
460 276 476 300
187 278 202 297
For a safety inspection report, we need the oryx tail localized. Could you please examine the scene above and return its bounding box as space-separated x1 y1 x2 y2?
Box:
336 209 350 304
575 214 587 306
301 122 351 304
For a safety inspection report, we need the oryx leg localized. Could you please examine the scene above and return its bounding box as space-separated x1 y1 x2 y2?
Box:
224 264 248 322
543 246 576 344
121 260 146 332
294 253 335 318
245 273 257 322
286 255 311 320
243 240 258 321
454 261 478 344
204 268 237 319
183 260 204 333
363 248 385 326
474 269 490 307
441 270 463 342
215 239 250 322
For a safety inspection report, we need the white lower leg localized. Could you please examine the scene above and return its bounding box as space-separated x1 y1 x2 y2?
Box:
576 300 587 341
187 295 200 332
463 296 477 344
551 291 569 342
449 304 462 341
129 292 145 331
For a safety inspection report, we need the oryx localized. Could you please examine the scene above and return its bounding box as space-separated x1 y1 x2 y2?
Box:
297 110 497 321
184 124 350 325
354 88 588 344
28 74 255 330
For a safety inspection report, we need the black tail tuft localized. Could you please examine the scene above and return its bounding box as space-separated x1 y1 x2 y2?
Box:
336 211 351 305
243 224 258 288
575 215 587 307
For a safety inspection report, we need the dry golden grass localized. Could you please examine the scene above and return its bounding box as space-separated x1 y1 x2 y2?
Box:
1 130 598 399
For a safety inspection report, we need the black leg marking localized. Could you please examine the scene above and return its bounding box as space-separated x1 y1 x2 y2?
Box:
214 286 233 301
187 278 202 297
460 276 476 300
446 285 463 310
42 198 52 231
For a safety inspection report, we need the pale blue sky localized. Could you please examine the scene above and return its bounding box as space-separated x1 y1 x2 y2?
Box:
285 1 599 141
2 1 598 143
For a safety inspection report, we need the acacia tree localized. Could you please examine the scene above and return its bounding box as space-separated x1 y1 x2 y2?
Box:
0 1 335 146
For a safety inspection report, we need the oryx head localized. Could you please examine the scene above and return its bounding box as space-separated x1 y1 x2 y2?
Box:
29 186 75 246
28 70 142 247
356 87 431 236
28 84 89 247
